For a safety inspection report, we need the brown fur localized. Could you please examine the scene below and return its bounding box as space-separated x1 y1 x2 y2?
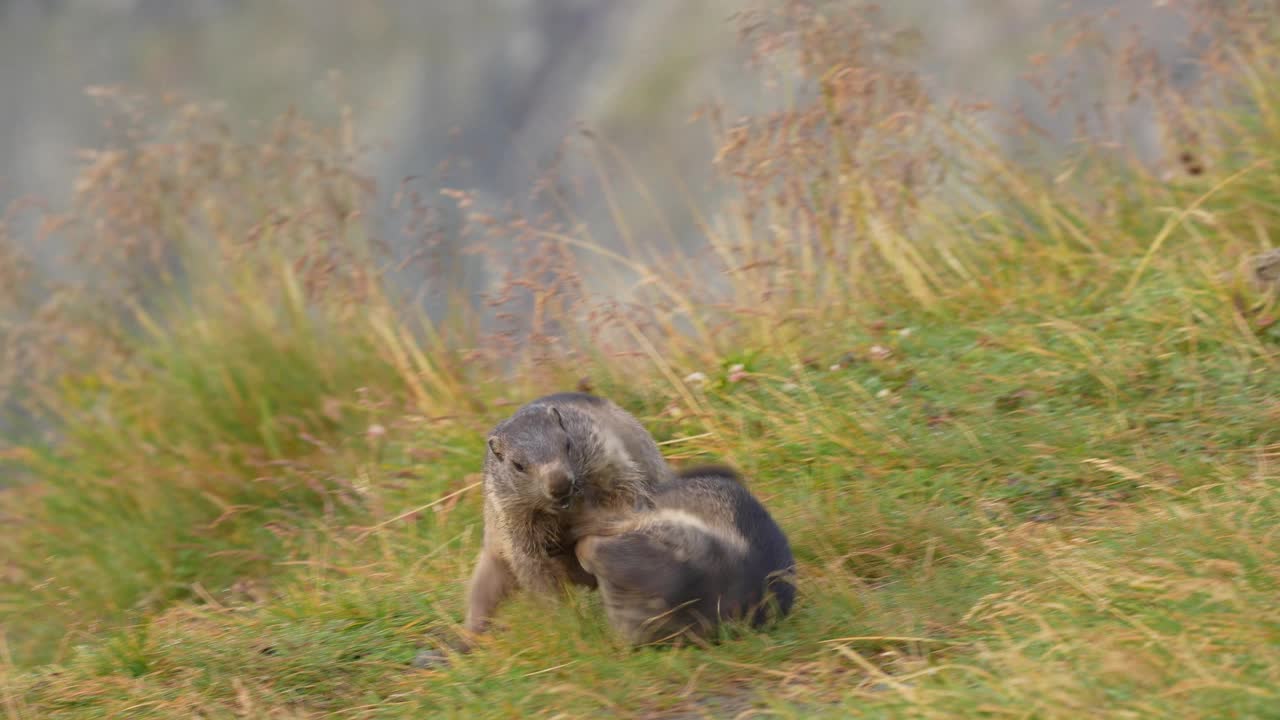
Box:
461 392 672 642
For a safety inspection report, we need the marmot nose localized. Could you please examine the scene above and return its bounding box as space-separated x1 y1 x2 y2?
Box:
545 470 577 502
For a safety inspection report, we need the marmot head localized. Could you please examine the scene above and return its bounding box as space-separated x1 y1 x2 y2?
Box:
485 405 583 512
485 401 643 515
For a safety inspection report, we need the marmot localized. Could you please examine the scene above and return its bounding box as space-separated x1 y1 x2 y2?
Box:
571 464 797 647
462 392 673 639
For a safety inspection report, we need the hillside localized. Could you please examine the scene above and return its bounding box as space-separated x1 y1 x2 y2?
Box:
1 3 1278 718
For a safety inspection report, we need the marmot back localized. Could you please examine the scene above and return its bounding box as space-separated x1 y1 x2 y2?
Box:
462 392 673 639
573 464 796 647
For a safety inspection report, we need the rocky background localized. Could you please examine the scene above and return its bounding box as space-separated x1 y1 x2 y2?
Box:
0 0 1206 293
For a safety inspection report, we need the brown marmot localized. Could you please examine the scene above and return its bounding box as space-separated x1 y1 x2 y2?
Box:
571 464 797 647
461 392 674 640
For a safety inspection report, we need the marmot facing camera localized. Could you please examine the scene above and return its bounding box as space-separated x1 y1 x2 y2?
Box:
572 464 796 647
463 392 673 639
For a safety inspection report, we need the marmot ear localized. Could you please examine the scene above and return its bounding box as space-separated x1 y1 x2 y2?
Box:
487 436 504 461
550 406 566 431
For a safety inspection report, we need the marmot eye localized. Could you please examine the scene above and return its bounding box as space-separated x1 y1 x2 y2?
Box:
565 439 572 452
511 461 526 473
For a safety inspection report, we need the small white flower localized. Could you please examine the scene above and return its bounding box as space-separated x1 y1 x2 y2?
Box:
897 328 913 338
683 371 708 386
728 363 745 373
876 389 892 399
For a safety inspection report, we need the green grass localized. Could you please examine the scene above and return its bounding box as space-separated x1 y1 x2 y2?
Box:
4 291 1276 718
3 2 1280 718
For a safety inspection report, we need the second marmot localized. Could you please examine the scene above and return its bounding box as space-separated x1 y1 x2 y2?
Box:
572 464 797 646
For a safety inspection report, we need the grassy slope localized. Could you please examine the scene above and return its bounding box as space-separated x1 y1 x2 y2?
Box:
3 276 1277 718
3 6 1280 719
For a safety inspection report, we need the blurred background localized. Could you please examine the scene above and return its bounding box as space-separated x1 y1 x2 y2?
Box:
0 0 1213 466
0 0 1203 294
